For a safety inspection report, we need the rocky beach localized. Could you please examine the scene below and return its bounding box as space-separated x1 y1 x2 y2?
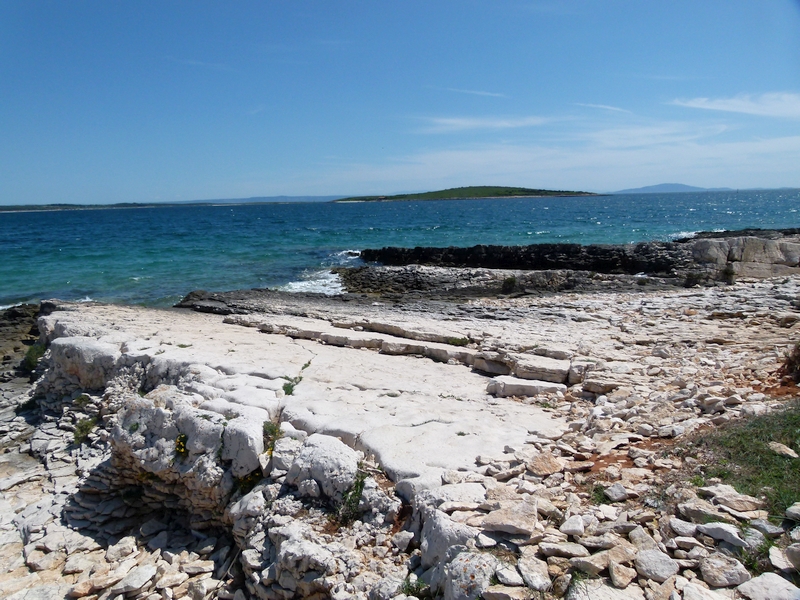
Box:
1 230 800 600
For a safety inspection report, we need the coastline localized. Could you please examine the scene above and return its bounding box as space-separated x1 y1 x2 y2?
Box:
0 230 799 599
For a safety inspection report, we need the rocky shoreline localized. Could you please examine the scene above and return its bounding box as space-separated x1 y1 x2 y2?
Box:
343 229 800 296
1 231 800 600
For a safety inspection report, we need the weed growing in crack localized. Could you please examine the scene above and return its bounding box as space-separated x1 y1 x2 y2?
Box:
333 469 367 526
74 417 97 445
263 420 283 454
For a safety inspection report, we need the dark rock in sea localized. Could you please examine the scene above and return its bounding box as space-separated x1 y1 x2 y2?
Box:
360 241 690 275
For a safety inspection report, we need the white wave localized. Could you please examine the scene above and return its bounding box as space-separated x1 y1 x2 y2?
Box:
279 270 345 295
666 230 699 240
77 296 94 303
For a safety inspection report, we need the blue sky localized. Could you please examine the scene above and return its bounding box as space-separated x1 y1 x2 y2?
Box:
1 1 799 204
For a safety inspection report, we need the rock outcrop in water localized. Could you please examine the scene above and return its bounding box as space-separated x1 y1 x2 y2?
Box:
345 229 800 296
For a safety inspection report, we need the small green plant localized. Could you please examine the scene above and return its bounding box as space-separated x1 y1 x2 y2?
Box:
175 433 188 458
399 576 428 598
446 337 470 347
235 469 263 495
263 420 283 454
177 343 192 348
589 483 611 505
128 422 140 433
689 474 705 487
74 394 92 408
282 371 304 395
333 470 367 526
74 417 97 445
567 569 591 596
22 343 45 372
739 538 774 575
456 431 467 436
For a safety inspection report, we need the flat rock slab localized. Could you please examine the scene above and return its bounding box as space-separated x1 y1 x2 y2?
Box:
42 304 567 497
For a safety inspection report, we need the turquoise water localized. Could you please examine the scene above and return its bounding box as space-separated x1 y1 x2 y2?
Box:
1 190 799 307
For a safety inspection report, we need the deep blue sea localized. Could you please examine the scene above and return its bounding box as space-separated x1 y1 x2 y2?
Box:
1 190 799 308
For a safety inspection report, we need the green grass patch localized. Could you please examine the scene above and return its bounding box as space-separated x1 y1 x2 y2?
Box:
739 538 774 575
74 417 97 445
446 337 470 347
689 399 800 519
589 483 611 505
22 343 45 372
263 420 283 454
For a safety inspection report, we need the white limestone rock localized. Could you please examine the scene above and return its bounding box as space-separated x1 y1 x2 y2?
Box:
517 546 550 591
786 502 800 522
48 336 121 390
559 514 585 537
565 577 645 599
696 522 746 547
699 552 750 587
487 375 566 397
509 353 570 383
737 572 800 600
419 510 479 569
634 549 678 583
222 416 266 477
286 433 359 502
443 552 498 600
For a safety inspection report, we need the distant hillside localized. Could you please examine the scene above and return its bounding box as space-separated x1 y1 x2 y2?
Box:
615 183 733 194
333 186 596 203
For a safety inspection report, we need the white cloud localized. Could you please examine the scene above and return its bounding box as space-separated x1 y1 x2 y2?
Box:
673 92 800 119
436 87 507 98
418 116 547 133
574 103 631 113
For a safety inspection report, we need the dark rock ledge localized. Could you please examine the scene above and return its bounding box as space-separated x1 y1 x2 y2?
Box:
336 229 800 296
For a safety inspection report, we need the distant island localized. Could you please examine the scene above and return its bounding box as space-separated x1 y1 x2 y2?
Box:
614 183 734 194
332 185 597 203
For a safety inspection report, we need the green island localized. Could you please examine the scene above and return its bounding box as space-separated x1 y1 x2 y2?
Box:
332 185 597 203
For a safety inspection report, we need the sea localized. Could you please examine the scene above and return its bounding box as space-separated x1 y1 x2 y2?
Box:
1 190 798 308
